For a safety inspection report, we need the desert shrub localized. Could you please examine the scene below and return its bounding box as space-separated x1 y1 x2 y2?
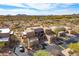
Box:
69 30 78 35
68 42 79 52
0 42 5 47
34 50 49 56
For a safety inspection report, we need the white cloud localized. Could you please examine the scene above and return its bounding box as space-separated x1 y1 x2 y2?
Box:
0 0 26 7
26 3 51 10
21 3 73 10
22 3 75 11
0 7 78 15
0 9 38 15
0 0 76 11
7 4 26 8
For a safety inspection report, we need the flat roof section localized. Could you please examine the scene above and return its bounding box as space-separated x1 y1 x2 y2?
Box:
0 28 10 33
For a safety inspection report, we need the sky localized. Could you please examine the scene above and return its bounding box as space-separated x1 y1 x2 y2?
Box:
0 0 79 15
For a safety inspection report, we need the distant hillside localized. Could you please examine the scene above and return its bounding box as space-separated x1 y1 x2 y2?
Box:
0 14 79 21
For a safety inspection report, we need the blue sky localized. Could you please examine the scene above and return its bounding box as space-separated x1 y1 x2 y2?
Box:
0 2 79 15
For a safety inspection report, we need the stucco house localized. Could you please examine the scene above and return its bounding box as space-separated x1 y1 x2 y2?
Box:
0 28 10 42
0 28 10 47
22 28 39 50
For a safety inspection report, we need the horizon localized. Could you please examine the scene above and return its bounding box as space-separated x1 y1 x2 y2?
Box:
0 13 79 16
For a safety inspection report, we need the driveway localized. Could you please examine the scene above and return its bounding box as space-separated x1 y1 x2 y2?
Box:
13 45 29 56
44 43 64 56
66 34 79 43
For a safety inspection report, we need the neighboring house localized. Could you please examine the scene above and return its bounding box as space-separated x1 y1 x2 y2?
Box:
58 31 66 37
34 27 47 44
0 28 10 42
22 28 39 50
0 28 10 47
22 26 48 50
44 27 55 44
50 26 66 31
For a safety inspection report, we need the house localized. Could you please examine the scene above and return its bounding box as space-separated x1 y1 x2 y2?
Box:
50 26 66 32
22 26 48 50
44 27 55 44
58 31 66 37
22 28 39 50
0 28 10 42
34 27 47 44
64 26 77 35
0 28 10 47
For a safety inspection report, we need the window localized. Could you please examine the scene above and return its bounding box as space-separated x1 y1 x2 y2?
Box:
0 30 2 33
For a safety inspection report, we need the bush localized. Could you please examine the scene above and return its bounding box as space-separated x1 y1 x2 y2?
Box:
34 50 49 56
68 42 79 52
0 42 5 47
69 30 78 35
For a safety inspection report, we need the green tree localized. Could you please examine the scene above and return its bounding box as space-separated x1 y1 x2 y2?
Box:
34 50 49 56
